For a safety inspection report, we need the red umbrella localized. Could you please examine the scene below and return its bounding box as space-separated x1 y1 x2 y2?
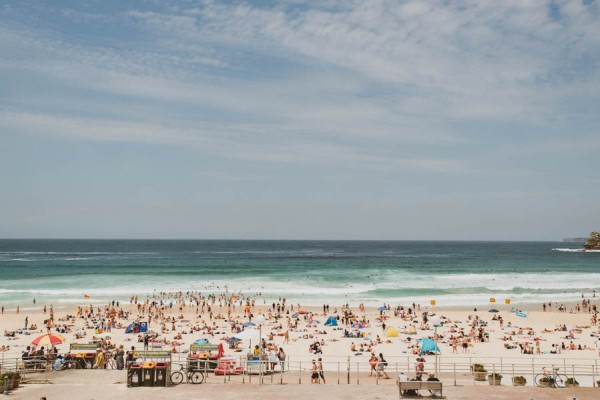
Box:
31 334 65 346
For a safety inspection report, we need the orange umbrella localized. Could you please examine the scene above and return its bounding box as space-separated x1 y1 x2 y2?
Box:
31 334 65 346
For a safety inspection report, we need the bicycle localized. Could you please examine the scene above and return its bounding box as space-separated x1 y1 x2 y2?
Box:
169 364 206 385
534 367 568 388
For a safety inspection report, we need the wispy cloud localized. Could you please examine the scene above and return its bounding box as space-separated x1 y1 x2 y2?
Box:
0 108 465 173
2 1 600 239
1 0 599 173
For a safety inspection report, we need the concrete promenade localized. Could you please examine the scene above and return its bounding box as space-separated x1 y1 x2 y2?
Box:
11 370 600 400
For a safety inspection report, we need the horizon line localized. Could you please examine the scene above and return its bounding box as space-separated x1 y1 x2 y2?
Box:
0 237 575 243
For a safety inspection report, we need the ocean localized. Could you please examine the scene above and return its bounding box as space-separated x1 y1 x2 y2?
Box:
0 240 598 309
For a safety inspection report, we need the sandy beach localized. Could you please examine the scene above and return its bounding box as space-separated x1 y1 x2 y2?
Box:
2 297 599 364
1 292 599 399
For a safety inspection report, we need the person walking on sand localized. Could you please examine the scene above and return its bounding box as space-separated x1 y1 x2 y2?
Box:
462 337 469 353
310 359 319 384
369 353 378 376
318 357 326 384
284 330 289 344
278 348 286 372
377 353 389 379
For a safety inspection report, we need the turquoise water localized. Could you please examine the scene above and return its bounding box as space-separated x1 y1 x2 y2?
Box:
0 240 598 307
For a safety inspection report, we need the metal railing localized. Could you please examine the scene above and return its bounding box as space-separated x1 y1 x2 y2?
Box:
3 355 599 387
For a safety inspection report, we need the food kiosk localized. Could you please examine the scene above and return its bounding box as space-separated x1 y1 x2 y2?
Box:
187 344 223 371
66 344 100 369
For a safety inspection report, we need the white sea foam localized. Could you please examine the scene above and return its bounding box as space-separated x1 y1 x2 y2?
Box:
552 248 600 253
1 268 599 307
0 251 158 255
1 271 598 299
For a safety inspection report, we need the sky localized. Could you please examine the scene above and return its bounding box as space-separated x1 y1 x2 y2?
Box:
1 0 599 241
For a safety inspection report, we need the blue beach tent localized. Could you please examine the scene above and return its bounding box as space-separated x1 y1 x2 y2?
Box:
419 339 441 354
324 316 338 326
125 321 148 334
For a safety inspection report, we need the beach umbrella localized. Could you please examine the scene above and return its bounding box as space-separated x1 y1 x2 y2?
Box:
233 329 259 353
227 337 242 344
234 329 259 340
378 306 387 311
352 322 364 329
488 309 499 313
31 333 65 346
243 322 256 327
193 339 210 345
308 319 321 325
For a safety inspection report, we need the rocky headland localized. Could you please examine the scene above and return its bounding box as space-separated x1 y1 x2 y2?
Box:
583 232 600 251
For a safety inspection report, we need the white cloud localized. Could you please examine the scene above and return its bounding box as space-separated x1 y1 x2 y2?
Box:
0 108 465 173
121 0 600 122
1 0 599 174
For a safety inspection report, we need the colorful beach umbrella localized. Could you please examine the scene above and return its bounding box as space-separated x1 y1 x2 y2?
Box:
377 306 387 311
352 322 364 329
234 329 259 340
243 322 256 327
31 333 65 346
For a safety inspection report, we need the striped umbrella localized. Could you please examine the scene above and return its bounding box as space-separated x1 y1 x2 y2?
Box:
31 334 65 346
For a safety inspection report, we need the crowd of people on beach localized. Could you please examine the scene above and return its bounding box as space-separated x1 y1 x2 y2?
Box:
0 288 598 388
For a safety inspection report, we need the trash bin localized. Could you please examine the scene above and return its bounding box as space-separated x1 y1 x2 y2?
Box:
154 362 168 387
198 357 217 370
143 362 156 387
187 357 199 371
128 364 143 387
